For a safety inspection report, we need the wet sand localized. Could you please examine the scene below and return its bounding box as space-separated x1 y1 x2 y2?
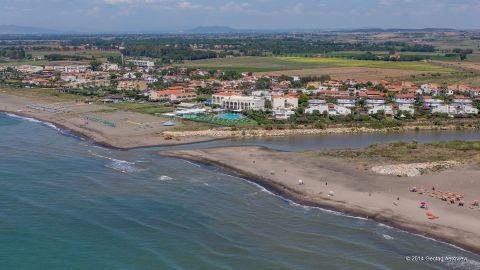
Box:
161 146 480 254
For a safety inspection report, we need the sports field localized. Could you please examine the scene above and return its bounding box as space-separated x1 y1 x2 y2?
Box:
181 56 459 73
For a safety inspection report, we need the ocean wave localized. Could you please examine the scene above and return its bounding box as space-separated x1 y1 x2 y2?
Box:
382 234 394 240
89 151 141 173
183 160 201 167
158 175 173 181
4 112 84 140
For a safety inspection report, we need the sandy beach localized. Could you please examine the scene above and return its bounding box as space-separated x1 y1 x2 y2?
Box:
0 91 217 149
161 146 480 254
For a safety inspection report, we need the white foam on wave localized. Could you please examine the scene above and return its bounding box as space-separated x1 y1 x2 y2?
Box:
382 234 394 240
5 113 62 131
183 160 201 167
89 151 141 173
376 222 478 257
4 112 85 140
158 175 173 181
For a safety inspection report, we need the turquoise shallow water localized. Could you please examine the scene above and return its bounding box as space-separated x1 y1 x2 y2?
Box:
1 113 480 270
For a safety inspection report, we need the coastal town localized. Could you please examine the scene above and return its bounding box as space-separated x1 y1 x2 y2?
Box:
2 59 480 129
1 1 480 267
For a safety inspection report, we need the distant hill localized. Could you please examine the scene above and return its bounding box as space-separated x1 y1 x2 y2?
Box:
186 26 240 34
0 24 58 34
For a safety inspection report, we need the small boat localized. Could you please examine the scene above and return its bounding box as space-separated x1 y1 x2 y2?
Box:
163 121 175 126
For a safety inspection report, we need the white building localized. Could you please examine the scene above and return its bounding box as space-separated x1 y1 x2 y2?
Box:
51 65 88 73
432 105 458 115
452 96 473 106
336 96 356 108
213 93 265 111
368 105 394 116
397 104 415 115
308 99 327 106
394 94 416 105
15 65 43 73
101 63 120 71
333 105 352 116
273 109 295 120
305 104 329 115
366 97 386 107
423 96 444 108
430 105 478 115
126 59 155 67
305 104 351 116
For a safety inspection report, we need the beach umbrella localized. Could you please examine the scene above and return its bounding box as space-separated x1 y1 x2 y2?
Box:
420 201 428 205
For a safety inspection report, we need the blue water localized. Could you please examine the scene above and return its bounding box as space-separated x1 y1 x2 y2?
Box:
218 113 242 120
1 112 480 270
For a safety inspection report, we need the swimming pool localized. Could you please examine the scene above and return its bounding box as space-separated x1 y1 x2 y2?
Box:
218 113 242 120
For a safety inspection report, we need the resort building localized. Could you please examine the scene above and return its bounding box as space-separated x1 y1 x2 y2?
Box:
213 94 265 111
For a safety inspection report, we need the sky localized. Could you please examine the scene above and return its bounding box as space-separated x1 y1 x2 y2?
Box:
0 0 479 32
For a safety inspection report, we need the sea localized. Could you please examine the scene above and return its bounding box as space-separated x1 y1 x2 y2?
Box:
1 112 480 270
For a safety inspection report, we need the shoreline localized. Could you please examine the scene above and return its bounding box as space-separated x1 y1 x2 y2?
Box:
160 147 480 255
3 108 480 150
0 110 229 151
2 92 480 150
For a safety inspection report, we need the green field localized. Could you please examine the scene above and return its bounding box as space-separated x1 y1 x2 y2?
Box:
182 56 459 73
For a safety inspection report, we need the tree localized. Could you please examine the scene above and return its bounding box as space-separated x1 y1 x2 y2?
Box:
90 59 102 71
255 77 272 89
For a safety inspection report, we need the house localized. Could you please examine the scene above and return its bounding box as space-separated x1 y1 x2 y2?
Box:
432 105 458 115
117 80 148 91
332 105 351 116
452 95 473 106
394 93 416 105
273 109 295 120
431 104 478 115
368 105 394 116
396 104 415 115
308 99 327 106
272 94 298 110
365 96 386 107
336 96 356 108
305 104 329 115
422 96 444 108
